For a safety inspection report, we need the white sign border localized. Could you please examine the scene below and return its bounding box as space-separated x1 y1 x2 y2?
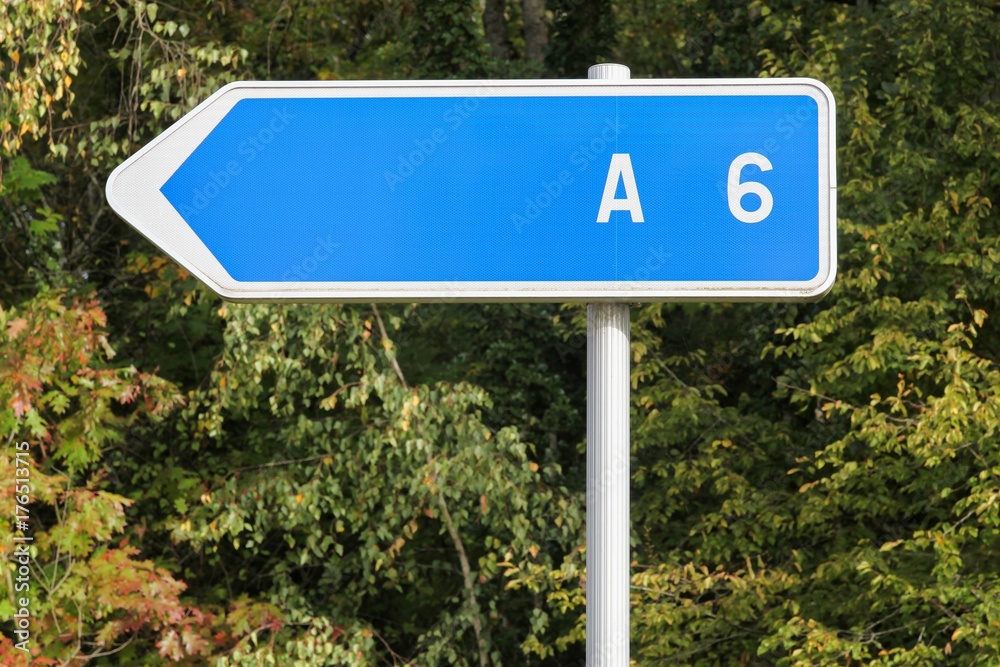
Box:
106 78 836 303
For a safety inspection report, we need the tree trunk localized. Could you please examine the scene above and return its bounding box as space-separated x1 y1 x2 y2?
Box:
522 0 547 65
483 0 512 60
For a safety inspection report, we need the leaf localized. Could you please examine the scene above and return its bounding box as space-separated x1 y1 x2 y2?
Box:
6 318 28 340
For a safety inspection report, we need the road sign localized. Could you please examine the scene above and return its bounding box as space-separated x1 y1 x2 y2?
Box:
106 79 836 302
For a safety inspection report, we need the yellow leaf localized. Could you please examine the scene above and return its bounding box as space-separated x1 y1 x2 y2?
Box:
295 493 303 504
388 536 405 556
10 51 19 65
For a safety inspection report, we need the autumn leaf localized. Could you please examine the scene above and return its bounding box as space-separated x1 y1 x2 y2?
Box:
6 317 28 340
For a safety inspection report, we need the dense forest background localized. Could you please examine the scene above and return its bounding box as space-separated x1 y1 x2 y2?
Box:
2 0 1000 664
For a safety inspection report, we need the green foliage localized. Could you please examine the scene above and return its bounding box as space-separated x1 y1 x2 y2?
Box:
1 157 58 198
0 0 84 165
616 0 765 77
0 291 206 663
409 0 494 78
148 300 584 664
612 1 1000 665
3 0 1000 664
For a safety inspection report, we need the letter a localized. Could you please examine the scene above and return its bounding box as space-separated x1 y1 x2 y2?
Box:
596 153 644 223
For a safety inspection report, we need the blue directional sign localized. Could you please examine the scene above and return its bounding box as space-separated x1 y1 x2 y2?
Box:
106 80 835 301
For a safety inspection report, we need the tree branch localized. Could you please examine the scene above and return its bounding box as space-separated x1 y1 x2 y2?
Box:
437 487 490 667
372 304 408 390
370 303 490 665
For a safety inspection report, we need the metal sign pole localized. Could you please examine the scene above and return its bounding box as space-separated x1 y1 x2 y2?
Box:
586 63 632 667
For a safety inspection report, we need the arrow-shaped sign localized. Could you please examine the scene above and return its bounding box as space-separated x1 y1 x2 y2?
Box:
106 79 836 302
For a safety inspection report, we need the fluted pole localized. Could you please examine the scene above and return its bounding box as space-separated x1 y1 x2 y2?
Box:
586 61 631 667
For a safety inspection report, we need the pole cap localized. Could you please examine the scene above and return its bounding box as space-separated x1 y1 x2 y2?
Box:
588 63 631 80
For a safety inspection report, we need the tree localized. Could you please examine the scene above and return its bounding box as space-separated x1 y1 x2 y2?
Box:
0 287 211 663
4 0 999 665
609 1 1000 664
